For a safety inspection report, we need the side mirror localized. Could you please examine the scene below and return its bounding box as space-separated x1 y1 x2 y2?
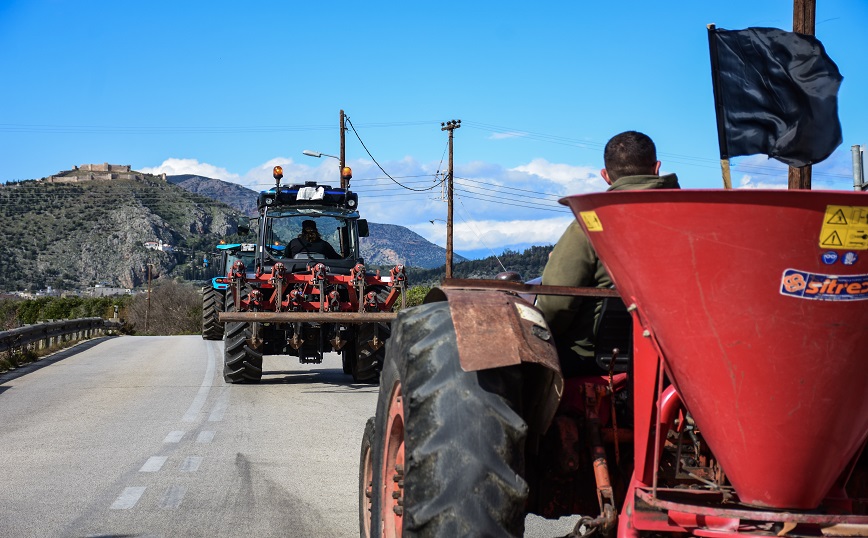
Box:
358 219 369 238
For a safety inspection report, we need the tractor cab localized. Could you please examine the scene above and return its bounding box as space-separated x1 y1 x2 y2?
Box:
253 169 369 275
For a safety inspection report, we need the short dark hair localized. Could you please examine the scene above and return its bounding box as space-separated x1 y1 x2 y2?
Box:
603 131 658 181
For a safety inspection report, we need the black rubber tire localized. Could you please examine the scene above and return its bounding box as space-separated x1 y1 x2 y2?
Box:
201 287 225 340
222 287 263 384
352 322 388 384
370 301 528 537
359 416 376 538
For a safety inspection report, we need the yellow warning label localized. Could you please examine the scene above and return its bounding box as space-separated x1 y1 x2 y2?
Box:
820 205 868 250
580 211 603 232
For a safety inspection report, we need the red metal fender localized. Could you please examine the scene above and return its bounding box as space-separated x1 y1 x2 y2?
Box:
424 287 564 435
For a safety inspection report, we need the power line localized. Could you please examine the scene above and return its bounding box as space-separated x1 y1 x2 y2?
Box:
346 117 445 192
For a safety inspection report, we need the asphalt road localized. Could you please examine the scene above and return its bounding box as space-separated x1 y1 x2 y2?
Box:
0 335 578 537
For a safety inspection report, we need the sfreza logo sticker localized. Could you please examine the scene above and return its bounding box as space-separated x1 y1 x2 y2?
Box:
781 269 868 301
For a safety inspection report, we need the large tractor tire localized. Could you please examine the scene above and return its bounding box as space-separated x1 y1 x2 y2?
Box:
222 287 263 384
368 301 528 537
351 322 389 384
360 416 376 538
201 286 225 340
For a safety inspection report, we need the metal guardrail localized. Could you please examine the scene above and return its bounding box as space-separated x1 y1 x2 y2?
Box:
0 317 121 354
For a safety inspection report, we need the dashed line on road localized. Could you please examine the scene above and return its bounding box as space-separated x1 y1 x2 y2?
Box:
208 387 230 422
180 456 203 472
164 430 185 443
139 456 168 473
110 486 147 510
159 485 186 509
182 343 216 423
196 430 215 443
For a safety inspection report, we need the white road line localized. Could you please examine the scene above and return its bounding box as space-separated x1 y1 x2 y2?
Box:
182 342 216 423
159 485 186 509
110 486 146 510
208 387 230 422
180 456 203 472
196 430 215 443
139 456 168 473
164 430 185 443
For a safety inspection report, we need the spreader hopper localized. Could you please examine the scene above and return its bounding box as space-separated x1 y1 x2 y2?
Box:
564 189 868 510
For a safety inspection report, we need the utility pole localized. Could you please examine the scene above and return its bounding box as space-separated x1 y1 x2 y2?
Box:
788 0 816 190
145 261 153 333
339 109 347 189
441 119 461 279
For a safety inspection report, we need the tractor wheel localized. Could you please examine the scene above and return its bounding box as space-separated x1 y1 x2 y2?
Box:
222 287 263 384
370 301 528 537
342 337 355 375
359 416 376 538
201 287 225 340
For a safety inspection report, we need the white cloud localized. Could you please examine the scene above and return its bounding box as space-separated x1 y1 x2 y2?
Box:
409 216 573 251
489 132 526 140
138 158 241 183
737 174 788 189
511 158 605 193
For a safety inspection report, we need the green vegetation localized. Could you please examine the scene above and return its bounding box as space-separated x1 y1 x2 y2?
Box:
0 295 130 329
401 245 554 286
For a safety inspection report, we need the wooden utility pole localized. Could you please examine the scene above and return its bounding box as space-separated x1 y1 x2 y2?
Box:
145 262 153 333
441 119 461 279
789 0 816 190
339 110 347 189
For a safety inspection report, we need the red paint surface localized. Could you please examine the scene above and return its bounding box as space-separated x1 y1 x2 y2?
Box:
564 189 868 509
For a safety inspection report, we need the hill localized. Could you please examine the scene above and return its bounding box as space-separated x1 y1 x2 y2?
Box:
167 174 259 216
0 172 245 291
404 245 554 286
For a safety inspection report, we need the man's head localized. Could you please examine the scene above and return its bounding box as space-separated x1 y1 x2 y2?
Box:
601 131 661 184
300 220 321 241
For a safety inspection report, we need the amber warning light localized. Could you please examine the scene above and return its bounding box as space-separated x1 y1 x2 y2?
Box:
273 166 284 180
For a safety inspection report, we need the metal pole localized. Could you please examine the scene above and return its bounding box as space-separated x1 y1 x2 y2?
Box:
441 119 461 279
145 262 152 333
788 0 816 190
340 109 347 189
853 145 866 191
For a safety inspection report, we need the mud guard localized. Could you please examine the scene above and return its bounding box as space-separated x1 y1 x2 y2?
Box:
424 287 564 436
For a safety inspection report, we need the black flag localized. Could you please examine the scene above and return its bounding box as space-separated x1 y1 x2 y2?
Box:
708 26 843 168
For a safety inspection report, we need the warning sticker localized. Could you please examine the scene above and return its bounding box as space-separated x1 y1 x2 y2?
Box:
580 211 603 232
819 205 868 250
780 268 868 301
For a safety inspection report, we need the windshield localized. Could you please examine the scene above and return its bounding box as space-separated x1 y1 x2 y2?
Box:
263 213 357 260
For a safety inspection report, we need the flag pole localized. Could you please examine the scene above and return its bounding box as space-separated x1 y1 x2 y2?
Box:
707 24 733 189
788 0 816 190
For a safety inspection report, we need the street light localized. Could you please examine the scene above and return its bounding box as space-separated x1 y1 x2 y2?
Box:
303 149 353 189
302 149 340 160
430 219 446 224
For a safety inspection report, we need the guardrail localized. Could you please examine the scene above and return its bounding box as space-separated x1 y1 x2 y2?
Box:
0 318 121 355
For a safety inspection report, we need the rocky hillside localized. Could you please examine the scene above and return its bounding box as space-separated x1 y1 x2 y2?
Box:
0 174 245 291
360 223 465 268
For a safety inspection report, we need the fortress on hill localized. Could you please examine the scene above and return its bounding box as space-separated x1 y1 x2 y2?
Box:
45 163 166 183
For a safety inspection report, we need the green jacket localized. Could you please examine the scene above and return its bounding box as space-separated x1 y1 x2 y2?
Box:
537 173 680 374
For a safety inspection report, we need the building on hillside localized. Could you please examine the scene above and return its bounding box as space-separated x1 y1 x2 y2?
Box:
45 163 167 183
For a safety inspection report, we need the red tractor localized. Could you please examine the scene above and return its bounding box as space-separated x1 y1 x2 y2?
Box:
359 189 868 537
218 166 405 383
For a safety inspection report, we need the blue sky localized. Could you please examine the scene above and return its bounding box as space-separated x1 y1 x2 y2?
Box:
1 1 866 259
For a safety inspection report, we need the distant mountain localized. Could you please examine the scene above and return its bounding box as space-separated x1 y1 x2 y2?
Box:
167 174 259 216
168 174 460 270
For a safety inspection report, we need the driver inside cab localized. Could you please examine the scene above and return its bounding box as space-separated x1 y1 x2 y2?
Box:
287 219 341 259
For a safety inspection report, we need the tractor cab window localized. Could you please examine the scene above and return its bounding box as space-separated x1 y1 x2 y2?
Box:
264 213 354 261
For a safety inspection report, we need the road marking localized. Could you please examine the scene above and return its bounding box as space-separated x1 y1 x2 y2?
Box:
139 456 168 473
208 387 230 422
110 486 146 510
180 456 203 472
196 430 215 443
182 343 216 423
164 430 185 443
159 485 186 509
